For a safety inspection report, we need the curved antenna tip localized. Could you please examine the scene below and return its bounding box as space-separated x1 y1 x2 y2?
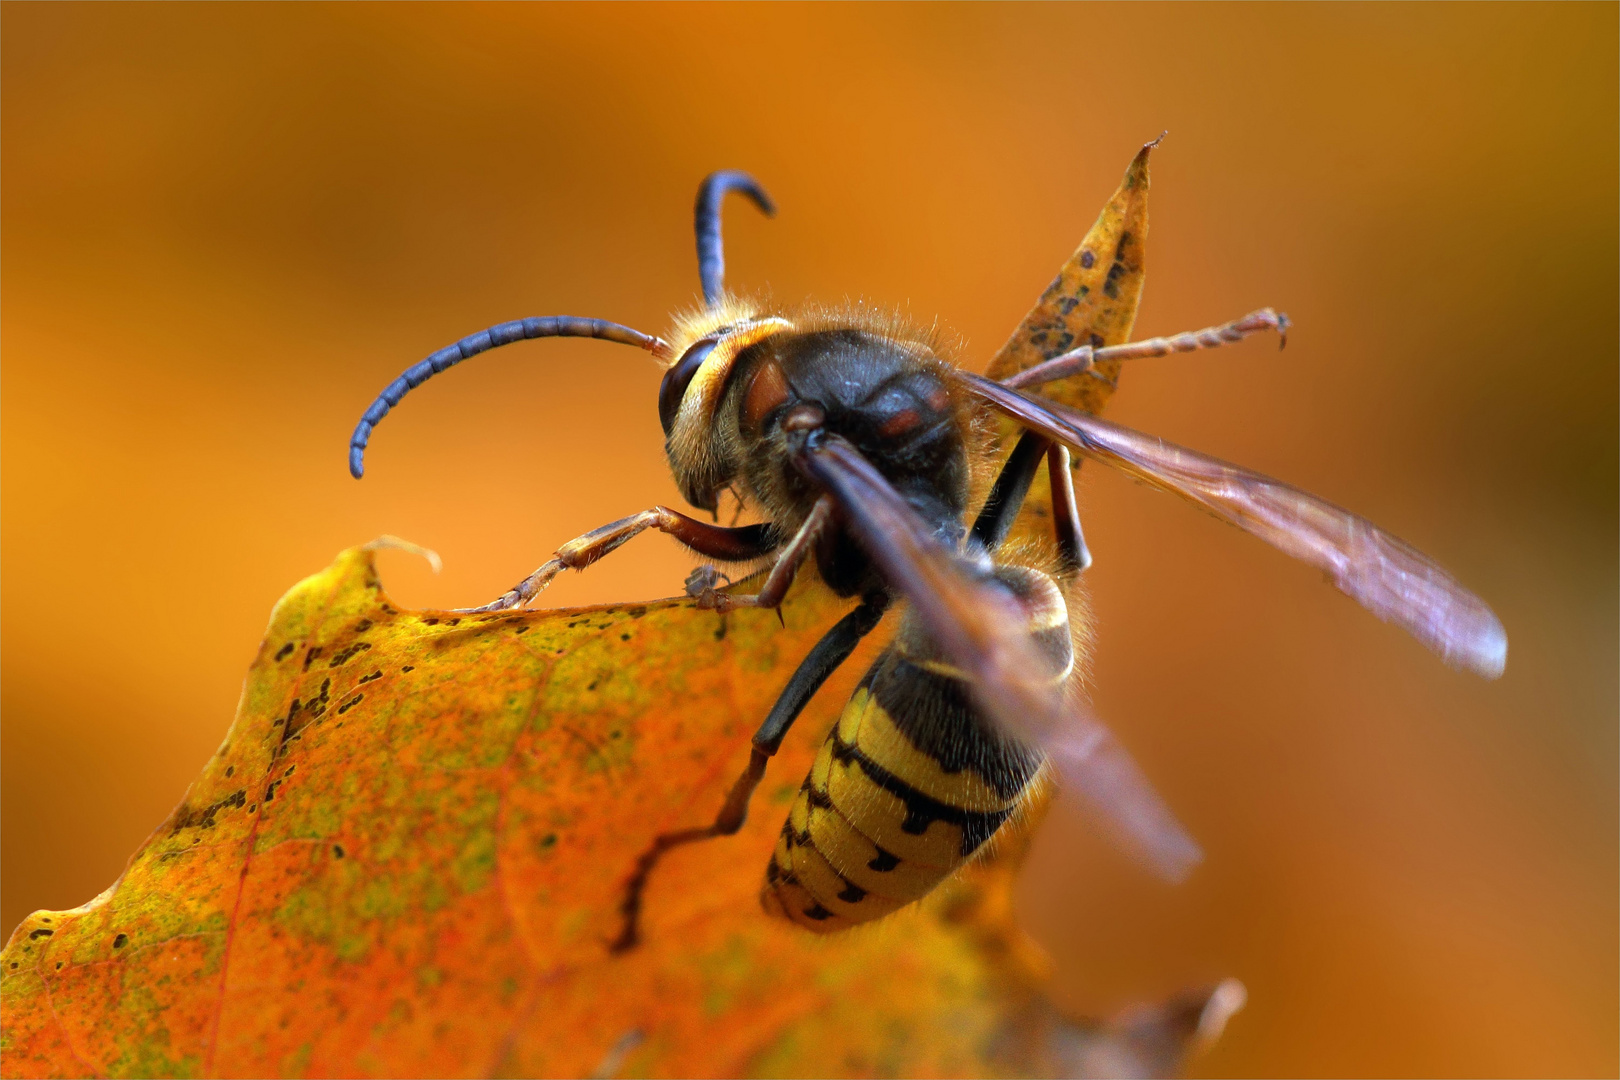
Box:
349 448 366 479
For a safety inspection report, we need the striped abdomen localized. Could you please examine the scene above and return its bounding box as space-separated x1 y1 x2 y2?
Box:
763 565 1071 932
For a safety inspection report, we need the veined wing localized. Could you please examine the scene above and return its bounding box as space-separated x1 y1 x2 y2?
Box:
962 372 1507 679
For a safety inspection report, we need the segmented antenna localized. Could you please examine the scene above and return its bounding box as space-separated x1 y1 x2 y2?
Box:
348 316 671 478
695 171 776 306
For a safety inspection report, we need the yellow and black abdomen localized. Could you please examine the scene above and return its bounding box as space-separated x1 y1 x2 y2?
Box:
764 564 1069 932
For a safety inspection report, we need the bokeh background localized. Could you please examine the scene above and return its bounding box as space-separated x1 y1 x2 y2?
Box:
3 4 1614 1076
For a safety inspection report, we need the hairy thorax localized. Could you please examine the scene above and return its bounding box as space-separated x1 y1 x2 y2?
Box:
723 326 973 594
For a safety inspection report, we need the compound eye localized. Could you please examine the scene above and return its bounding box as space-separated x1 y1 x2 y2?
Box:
658 335 721 436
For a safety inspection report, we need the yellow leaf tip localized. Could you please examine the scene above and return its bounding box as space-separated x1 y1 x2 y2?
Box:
364 535 443 574
1125 132 1164 188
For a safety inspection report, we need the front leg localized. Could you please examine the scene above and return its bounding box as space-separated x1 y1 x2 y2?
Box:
689 496 833 614
459 509 777 613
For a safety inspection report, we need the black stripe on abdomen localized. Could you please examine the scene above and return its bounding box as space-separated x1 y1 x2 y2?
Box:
828 726 1016 857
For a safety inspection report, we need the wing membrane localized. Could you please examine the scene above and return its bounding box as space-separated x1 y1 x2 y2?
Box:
963 373 1507 679
796 433 1201 882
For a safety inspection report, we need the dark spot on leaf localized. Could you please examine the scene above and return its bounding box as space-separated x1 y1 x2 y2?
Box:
540 833 558 849
1103 260 1127 298
332 844 345 859
352 618 373 633
1079 249 1095 269
1115 231 1132 258
620 633 631 642
274 643 295 661
225 765 234 777
1090 333 1105 349
714 620 727 642
29 929 52 940
113 934 128 949
1056 297 1079 315
55 962 62 970
359 670 382 684
285 765 296 776
422 618 439 626
303 646 322 671
587 681 598 692
402 665 415 672
337 694 363 715
248 804 257 813
171 788 247 831
327 642 373 667
513 627 528 635
445 618 460 627
1078 284 1090 298
628 606 648 619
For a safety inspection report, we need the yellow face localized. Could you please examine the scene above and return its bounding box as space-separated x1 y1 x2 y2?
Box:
657 298 792 511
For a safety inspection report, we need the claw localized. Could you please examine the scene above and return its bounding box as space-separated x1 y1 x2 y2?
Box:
451 559 563 615
684 564 728 599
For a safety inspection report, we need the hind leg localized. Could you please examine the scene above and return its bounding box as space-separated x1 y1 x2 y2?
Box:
610 594 889 953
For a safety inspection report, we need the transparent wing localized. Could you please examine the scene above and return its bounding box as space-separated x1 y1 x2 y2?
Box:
963 373 1507 679
795 433 1201 882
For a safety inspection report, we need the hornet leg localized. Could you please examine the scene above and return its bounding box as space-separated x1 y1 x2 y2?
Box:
1047 443 1092 576
969 430 1092 575
969 430 1049 554
689 495 834 614
458 509 777 613
611 593 889 953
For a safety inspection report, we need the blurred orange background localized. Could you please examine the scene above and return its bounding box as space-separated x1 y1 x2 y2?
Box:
3 4 1614 1076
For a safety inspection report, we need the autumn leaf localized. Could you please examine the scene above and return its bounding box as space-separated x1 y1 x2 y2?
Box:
1 142 1237 1079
